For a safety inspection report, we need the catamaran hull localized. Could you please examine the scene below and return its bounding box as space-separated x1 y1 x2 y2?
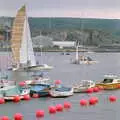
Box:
9 65 53 71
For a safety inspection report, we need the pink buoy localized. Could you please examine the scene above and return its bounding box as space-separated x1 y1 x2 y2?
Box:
23 95 31 101
14 113 23 120
36 110 44 118
13 96 21 103
0 98 5 104
86 88 93 93
93 87 99 92
80 99 87 106
48 106 56 114
1 116 10 120
18 82 26 87
89 97 97 105
109 95 117 102
64 102 71 109
55 80 61 85
117 84 120 89
56 104 63 112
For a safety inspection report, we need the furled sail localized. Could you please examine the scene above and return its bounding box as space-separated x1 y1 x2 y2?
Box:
11 5 36 67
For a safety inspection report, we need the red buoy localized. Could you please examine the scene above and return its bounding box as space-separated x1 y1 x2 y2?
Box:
0 98 5 104
36 110 44 118
1 116 9 120
93 87 99 92
117 84 120 89
18 82 26 87
56 104 63 112
13 96 21 103
89 97 97 105
32 94 39 98
64 102 71 109
48 106 56 114
14 113 23 120
109 95 117 102
86 88 93 93
55 80 61 85
80 99 87 106
23 95 31 101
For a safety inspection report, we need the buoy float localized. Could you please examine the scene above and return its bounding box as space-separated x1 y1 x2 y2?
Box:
64 102 71 109
109 95 117 102
48 106 56 114
93 87 99 92
55 80 61 85
36 110 44 118
14 113 23 120
23 95 31 101
117 84 120 89
18 82 26 87
89 97 97 105
56 104 63 112
32 94 39 98
0 98 5 104
86 88 93 93
80 99 87 106
13 96 21 103
1 116 10 120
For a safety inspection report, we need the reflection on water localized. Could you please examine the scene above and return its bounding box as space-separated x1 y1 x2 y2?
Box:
0 52 120 120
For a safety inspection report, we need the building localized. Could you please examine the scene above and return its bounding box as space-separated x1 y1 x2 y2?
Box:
53 41 75 48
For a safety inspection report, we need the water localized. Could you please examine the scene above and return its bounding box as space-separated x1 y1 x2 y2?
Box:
0 52 120 120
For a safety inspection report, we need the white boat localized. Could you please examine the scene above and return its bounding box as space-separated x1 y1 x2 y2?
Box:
71 43 97 65
73 80 95 93
49 85 74 97
0 85 29 100
10 5 53 71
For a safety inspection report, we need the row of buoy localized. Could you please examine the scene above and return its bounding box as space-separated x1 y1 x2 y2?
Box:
0 102 71 119
0 95 117 119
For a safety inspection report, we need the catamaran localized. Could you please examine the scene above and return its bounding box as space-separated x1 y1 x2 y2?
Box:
9 5 53 71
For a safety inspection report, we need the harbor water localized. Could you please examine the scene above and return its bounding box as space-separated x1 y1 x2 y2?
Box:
0 52 120 120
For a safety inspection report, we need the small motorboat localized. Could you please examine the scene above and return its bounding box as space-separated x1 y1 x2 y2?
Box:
30 84 51 97
73 80 95 93
95 75 120 90
0 85 29 101
49 85 73 97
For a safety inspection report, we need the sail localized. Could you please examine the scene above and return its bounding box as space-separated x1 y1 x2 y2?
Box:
11 5 36 67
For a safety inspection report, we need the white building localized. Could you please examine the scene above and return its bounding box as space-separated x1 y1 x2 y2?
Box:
53 41 76 48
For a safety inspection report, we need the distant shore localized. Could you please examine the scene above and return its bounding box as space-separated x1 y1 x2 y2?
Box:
0 47 120 53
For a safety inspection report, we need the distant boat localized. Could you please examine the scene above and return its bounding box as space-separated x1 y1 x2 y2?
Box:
71 45 97 64
10 5 53 71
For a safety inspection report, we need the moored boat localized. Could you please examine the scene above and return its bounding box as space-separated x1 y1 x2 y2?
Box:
49 85 73 97
0 85 29 101
30 84 51 97
73 80 95 93
95 75 120 90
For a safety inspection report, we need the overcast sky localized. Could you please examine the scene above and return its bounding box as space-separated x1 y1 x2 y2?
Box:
0 0 120 19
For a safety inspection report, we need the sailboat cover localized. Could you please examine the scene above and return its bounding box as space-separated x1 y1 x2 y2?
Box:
11 5 36 67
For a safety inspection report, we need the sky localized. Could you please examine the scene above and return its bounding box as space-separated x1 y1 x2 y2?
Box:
0 0 120 19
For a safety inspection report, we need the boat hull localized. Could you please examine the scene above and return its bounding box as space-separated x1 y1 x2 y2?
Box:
95 83 120 90
49 88 74 98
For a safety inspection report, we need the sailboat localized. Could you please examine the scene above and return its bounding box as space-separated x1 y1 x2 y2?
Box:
9 5 53 71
